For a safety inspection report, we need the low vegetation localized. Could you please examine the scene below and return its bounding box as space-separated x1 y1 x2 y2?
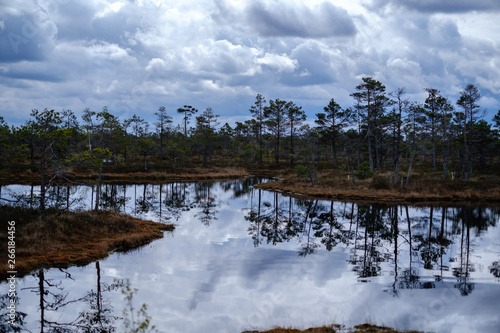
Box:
0 163 248 184
255 165 500 202
244 323 424 333
0 205 174 280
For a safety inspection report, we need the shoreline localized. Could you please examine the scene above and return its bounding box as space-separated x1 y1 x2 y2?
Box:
0 167 249 184
254 179 500 205
1 167 499 203
243 323 425 333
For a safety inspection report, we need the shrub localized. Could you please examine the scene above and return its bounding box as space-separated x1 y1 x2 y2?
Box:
355 162 374 179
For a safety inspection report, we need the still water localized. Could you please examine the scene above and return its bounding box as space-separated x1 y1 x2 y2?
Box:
1 179 500 333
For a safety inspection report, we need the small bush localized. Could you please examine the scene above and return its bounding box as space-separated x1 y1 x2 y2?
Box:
355 162 374 179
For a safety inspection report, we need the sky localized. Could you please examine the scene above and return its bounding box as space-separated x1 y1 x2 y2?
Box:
0 0 499 128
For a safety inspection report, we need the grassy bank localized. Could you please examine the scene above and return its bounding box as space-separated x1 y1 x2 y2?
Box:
244 323 424 333
0 166 249 185
1 162 499 201
0 206 174 280
254 166 500 203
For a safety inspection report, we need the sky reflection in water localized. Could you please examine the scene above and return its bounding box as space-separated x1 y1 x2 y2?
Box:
1 180 500 333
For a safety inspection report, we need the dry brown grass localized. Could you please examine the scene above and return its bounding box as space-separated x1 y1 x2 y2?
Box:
255 168 500 203
0 206 174 280
350 324 424 333
0 166 249 185
2 163 499 202
102 166 248 181
244 323 424 333
244 326 337 333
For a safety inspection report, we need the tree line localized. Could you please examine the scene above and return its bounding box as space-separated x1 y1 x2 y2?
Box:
1 77 499 186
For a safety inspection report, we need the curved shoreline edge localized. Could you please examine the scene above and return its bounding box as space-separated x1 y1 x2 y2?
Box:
0 209 174 281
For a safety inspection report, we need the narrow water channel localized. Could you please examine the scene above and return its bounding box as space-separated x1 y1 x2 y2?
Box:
1 179 499 333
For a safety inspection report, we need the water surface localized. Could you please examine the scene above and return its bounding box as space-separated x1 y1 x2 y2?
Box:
1 180 499 333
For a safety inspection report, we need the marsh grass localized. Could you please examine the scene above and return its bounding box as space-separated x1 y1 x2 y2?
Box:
2 162 499 201
244 323 424 333
0 165 249 185
256 166 500 202
246 326 336 333
0 205 174 280
350 324 424 333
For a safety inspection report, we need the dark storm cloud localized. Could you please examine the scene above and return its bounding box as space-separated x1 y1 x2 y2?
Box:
0 67 63 82
53 1 142 48
395 15 462 50
0 12 56 63
246 1 357 38
367 0 500 13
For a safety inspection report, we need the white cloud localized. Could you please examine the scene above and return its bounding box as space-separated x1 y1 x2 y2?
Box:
95 1 126 18
387 58 422 76
86 42 130 61
256 53 298 73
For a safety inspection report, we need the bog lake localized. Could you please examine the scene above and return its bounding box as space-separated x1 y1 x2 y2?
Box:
1 178 500 333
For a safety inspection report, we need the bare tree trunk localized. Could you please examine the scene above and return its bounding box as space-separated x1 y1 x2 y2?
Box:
275 129 280 165
368 129 374 171
394 94 403 181
39 270 45 333
40 143 47 219
443 122 449 179
406 206 412 271
160 131 164 162
331 136 338 168
431 120 436 171
66 186 70 211
463 118 469 180
467 112 473 180
307 162 315 185
406 141 415 186
375 128 381 169
95 168 102 211
96 261 102 322
311 154 319 185
259 124 263 165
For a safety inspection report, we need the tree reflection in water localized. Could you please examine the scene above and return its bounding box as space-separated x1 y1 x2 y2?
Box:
194 182 218 227
0 293 27 332
73 262 122 332
7 183 499 288
245 189 499 297
13 262 122 333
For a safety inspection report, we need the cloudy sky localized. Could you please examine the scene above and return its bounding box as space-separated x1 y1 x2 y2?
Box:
1 0 499 127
